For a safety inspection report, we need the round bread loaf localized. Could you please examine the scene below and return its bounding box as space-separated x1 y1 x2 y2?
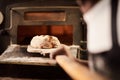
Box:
30 35 60 49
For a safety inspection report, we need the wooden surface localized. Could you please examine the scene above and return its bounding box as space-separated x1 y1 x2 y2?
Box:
56 55 109 80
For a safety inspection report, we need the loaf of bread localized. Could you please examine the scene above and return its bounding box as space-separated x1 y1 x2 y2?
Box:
30 35 60 49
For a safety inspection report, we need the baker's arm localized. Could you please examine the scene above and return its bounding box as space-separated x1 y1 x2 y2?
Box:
50 45 108 80
56 55 108 80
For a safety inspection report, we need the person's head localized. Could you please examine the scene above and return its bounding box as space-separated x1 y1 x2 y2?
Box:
76 0 100 14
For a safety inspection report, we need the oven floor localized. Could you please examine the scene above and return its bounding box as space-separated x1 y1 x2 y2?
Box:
0 44 79 66
0 44 72 80
0 44 57 66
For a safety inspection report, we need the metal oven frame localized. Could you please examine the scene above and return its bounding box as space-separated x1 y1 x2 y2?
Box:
5 4 83 46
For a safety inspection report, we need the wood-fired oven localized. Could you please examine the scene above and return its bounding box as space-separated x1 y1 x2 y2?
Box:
0 0 87 79
8 5 82 46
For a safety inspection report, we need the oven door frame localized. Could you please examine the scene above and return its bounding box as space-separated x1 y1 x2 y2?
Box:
6 5 82 45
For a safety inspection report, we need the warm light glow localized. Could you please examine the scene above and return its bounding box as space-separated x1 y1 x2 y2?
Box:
17 25 73 45
24 11 66 21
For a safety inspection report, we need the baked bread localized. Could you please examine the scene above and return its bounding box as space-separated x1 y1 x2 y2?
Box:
30 35 60 49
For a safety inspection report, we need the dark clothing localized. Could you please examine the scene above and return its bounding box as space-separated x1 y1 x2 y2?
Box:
89 0 120 80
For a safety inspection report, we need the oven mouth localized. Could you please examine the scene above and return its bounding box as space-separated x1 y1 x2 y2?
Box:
17 25 73 45
0 4 84 65
7 6 82 46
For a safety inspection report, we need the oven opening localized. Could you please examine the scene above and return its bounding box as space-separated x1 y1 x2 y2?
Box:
17 25 73 45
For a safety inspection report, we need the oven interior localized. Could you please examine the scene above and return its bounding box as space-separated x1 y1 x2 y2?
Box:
1 5 83 62
17 25 73 45
9 7 82 45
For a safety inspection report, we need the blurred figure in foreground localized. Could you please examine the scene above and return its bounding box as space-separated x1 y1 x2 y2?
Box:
50 0 120 80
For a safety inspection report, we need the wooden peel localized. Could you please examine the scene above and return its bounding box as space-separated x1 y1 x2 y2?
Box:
56 55 108 80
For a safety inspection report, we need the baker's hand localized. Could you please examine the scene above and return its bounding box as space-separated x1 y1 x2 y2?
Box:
50 44 75 60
